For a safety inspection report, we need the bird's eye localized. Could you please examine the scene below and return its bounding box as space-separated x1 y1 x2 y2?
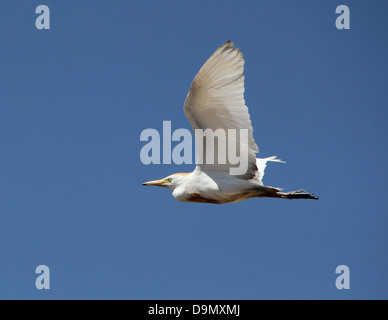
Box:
166 178 172 183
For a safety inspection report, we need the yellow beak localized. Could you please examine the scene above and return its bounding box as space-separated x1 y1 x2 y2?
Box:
142 179 169 186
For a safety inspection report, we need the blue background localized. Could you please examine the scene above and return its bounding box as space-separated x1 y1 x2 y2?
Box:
0 0 387 299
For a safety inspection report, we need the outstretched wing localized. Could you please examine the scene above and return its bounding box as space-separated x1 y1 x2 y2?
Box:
184 41 259 179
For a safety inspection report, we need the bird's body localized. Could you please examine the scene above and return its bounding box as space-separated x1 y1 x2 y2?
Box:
171 170 260 204
166 168 314 204
143 41 318 203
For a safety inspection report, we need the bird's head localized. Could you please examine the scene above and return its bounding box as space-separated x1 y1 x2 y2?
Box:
142 173 190 190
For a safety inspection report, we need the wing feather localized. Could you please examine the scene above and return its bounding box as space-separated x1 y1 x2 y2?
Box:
184 41 259 179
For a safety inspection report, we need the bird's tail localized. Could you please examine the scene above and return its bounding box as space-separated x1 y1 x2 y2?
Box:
255 186 319 200
255 156 285 185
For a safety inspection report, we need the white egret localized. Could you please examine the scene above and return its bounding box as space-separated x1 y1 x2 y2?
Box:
143 41 318 204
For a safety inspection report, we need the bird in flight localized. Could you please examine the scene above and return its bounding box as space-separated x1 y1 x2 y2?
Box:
143 41 318 204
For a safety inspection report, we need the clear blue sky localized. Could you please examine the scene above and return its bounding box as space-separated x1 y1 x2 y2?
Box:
1 0 387 299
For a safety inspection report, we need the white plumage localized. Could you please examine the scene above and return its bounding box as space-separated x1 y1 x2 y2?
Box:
143 41 318 203
184 41 257 179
